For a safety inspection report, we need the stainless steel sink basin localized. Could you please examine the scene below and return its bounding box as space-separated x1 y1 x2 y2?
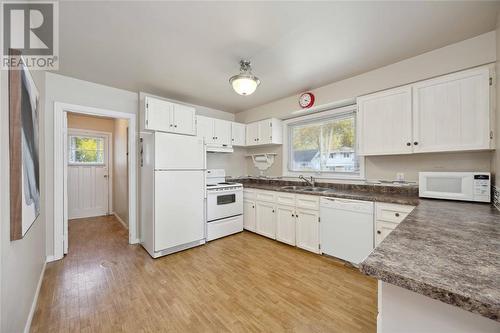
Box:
280 185 307 191
301 187 329 192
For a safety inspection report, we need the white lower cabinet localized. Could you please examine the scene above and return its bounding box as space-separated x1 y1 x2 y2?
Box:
276 205 296 246
243 199 256 232
375 202 415 246
295 208 320 253
255 201 276 239
244 189 320 253
375 221 398 246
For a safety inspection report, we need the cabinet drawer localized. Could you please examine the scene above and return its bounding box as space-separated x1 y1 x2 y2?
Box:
276 192 296 206
256 190 276 203
243 189 256 200
375 203 414 224
296 194 319 210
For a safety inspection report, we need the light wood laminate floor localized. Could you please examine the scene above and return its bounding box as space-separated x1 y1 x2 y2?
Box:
31 215 377 332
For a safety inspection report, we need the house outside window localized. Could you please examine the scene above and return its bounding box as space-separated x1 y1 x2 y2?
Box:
284 105 364 179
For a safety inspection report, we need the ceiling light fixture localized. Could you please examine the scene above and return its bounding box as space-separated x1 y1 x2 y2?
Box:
229 60 260 96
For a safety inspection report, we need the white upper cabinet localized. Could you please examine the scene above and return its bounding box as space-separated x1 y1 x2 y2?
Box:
196 116 232 146
246 118 283 146
357 86 413 155
412 67 492 153
196 115 215 144
144 96 196 136
231 122 246 146
144 96 173 132
356 66 493 156
172 103 196 136
246 122 260 145
213 119 232 145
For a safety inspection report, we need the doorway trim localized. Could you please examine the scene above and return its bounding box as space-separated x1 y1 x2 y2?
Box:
53 102 138 261
67 128 113 219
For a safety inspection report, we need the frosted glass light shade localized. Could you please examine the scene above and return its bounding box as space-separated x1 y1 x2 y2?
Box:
230 75 260 96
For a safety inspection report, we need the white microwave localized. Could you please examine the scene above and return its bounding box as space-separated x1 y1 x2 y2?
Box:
419 172 490 203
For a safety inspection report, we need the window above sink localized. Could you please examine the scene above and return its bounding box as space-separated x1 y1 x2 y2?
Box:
282 105 365 180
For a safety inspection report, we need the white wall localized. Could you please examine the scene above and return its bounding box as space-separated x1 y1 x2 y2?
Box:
113 119 129 225
67 112 115 133
237 31 497 181
44 73 138 258
1 69 47 333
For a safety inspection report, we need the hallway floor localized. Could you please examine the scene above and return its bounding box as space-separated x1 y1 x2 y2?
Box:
31 215 377 332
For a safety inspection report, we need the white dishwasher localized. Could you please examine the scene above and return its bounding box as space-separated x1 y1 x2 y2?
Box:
320 197 374 265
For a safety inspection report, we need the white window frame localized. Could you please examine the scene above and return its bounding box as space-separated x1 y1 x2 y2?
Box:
68 133 107 166
282 104 365 180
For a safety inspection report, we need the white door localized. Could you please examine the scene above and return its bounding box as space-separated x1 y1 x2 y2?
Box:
213 119 232 145
255 201 276 239
145 96 173 132
246 122 260 145
243 200 256 231
155 132 204 169
276 205 296 246
412 67 491 153
196 116 215 144
67 132 110 219
295 208 320 253
172 104 196 135
259 119 273 145
232 122 246 146
154 170 205 251
357 86 413 155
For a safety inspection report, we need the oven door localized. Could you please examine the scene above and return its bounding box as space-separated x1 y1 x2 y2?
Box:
207 188 243 222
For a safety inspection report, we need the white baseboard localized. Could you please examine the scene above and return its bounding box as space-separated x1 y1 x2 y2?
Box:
46 255 62 263
113 212 129 230
24 261 46 333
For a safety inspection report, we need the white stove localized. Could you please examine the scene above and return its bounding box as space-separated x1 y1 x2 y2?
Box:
205 169 243 241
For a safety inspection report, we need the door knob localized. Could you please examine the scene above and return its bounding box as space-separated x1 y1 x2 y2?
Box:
104 175 108 178
377 230 381 234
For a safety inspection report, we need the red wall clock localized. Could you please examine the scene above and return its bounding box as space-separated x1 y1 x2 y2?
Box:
299 92 315 109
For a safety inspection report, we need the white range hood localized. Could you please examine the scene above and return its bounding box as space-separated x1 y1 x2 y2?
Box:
206 144 233 153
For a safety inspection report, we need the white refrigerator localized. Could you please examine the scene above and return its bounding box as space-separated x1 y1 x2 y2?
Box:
140 132 206 258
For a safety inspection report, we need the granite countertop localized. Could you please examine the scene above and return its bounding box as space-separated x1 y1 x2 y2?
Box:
360 199 500 322
239 180 419 206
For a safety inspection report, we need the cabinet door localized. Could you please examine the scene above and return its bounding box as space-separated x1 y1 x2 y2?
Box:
295 208 320 253
413 67 490 153
357 86 413 155
196 116 214 144
172 104 196 135
246 122 260 145
145 97 173 132
231 122 246 146
213 119 232 145
243 200 256 232
255 201 276 239
375 221 398 246
258 119 273 145
276 205 296 246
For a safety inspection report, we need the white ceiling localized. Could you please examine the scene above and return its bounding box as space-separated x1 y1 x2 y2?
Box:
56 1 500 113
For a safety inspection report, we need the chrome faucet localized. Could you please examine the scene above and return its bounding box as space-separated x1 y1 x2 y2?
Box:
299 175 315 187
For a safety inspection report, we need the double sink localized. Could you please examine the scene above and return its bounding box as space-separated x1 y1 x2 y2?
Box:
280 185 332 193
